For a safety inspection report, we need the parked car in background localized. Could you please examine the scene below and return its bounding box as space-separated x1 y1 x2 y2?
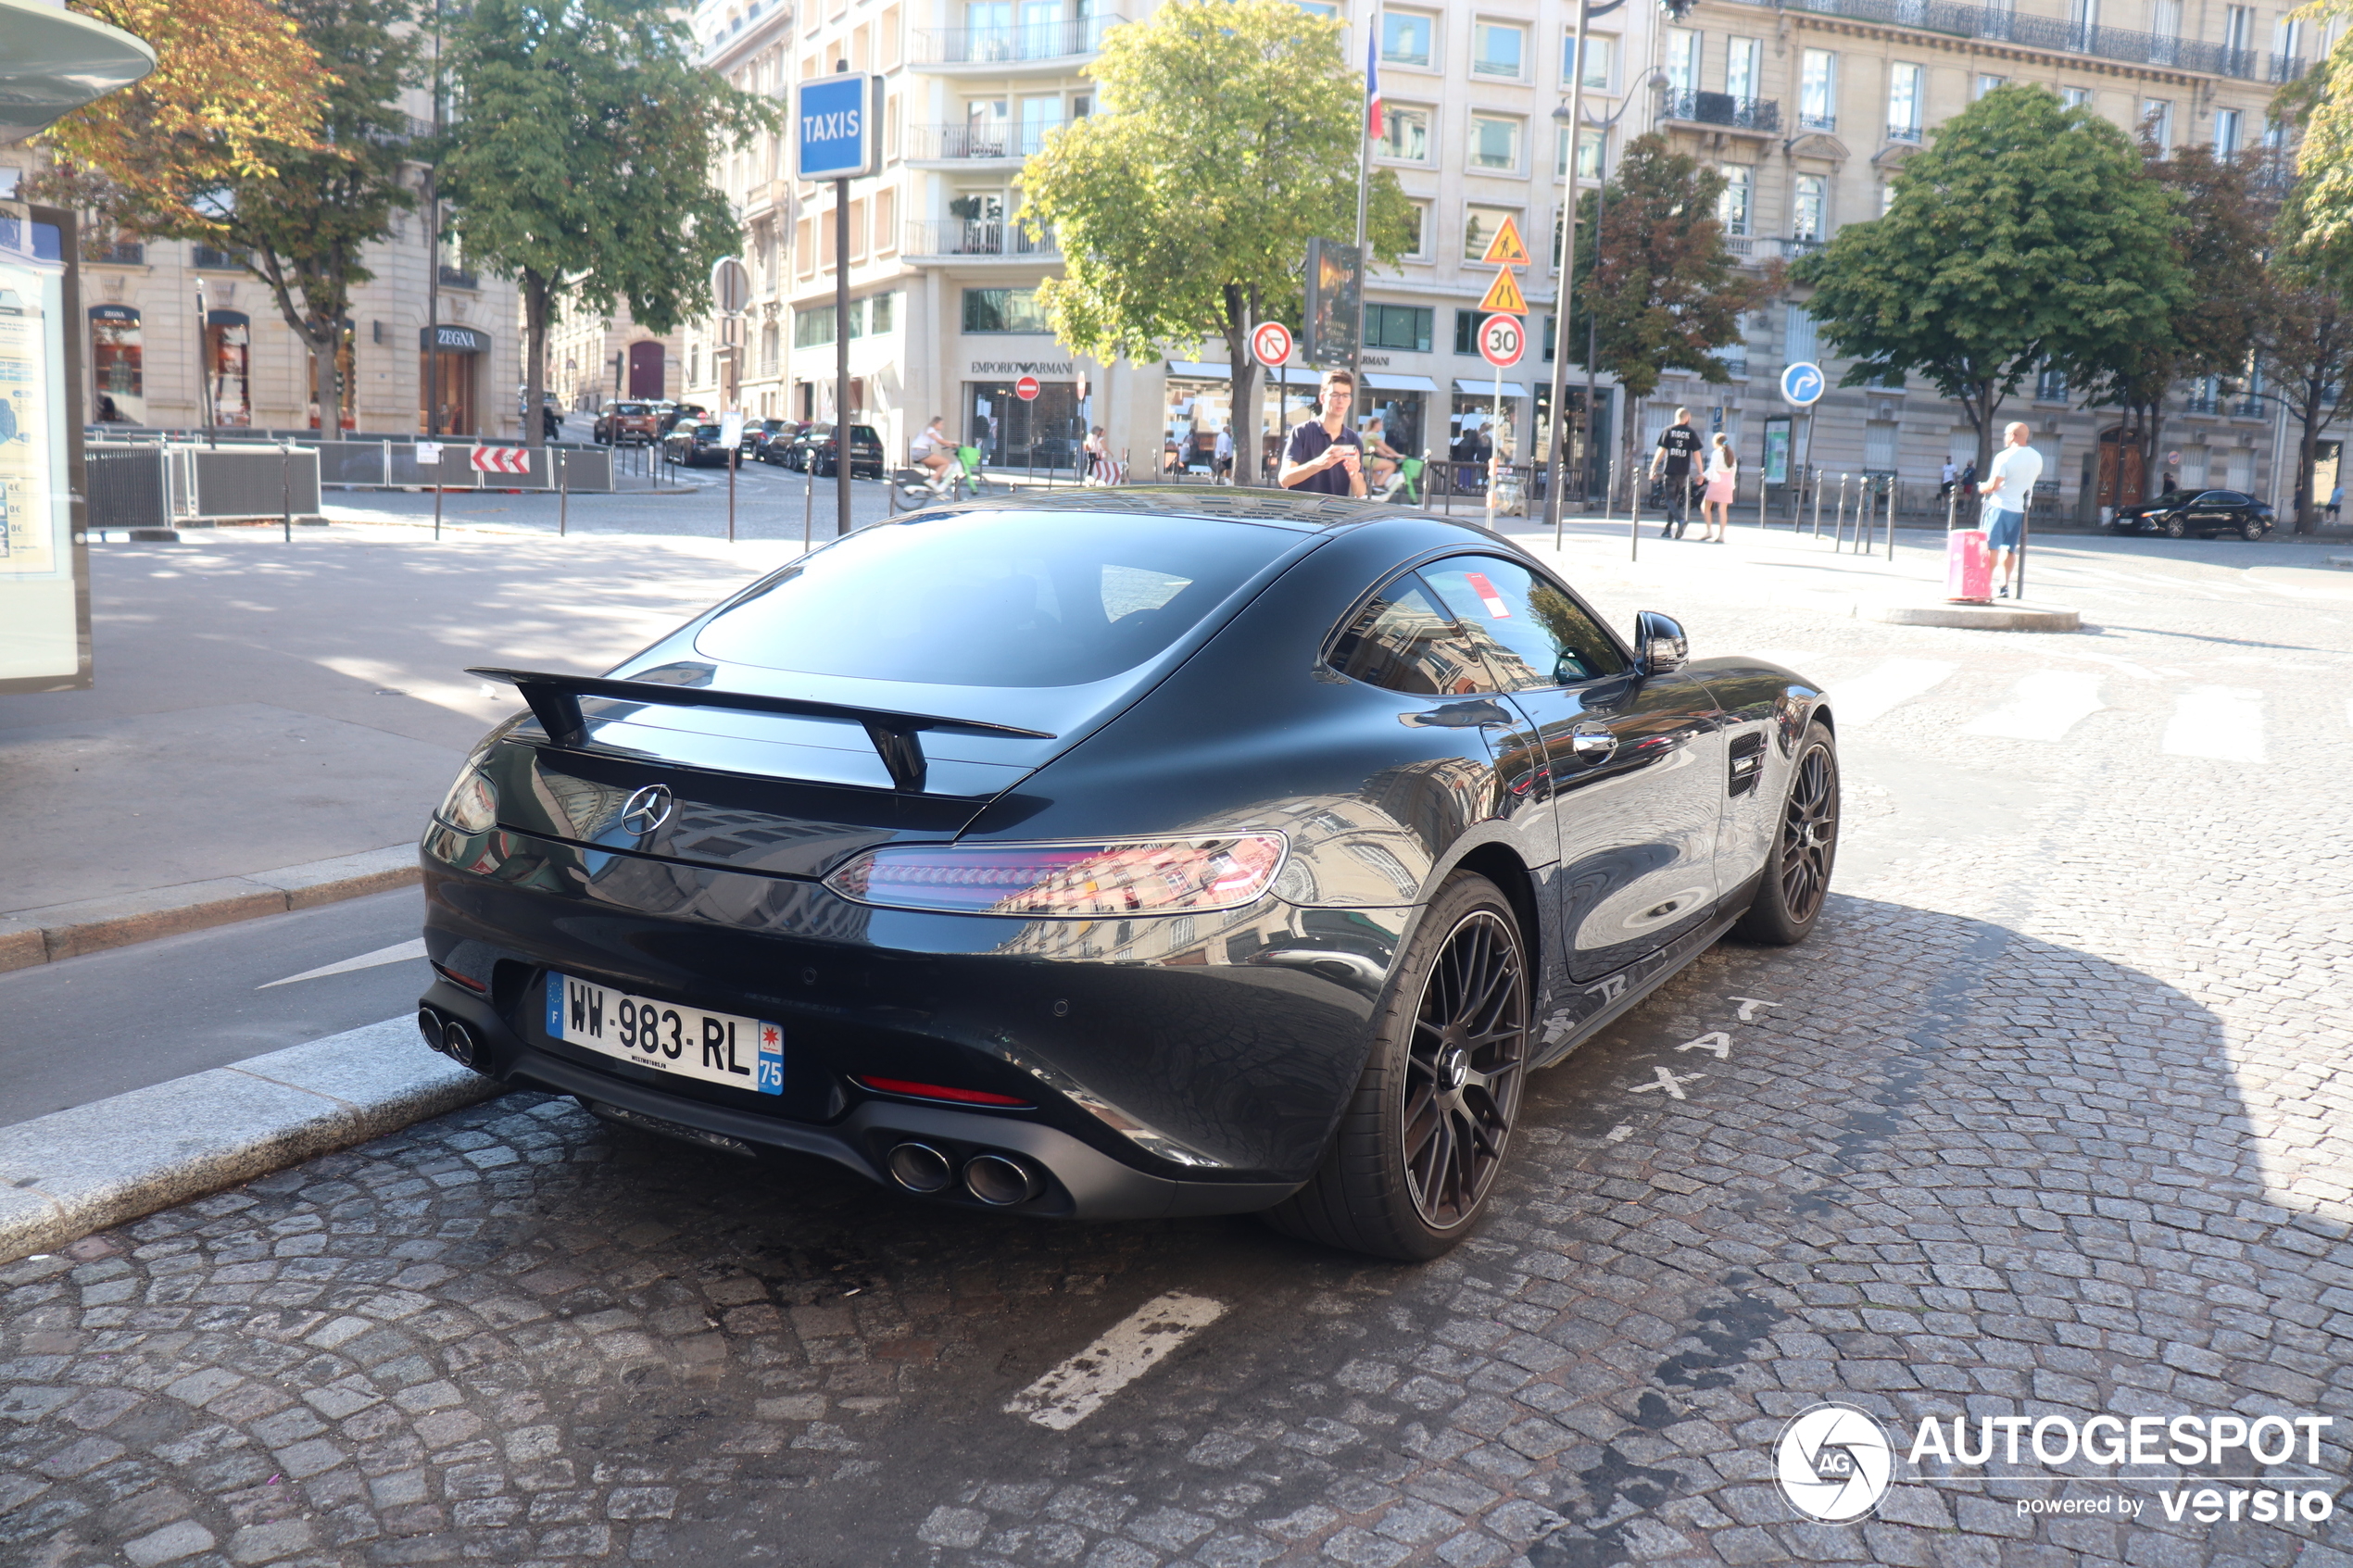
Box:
743 418 792 461
790 422 886 479
661 421 732 468
756 420 809 466
659 403 707 436
2110 488 2274 540
595 402 661 445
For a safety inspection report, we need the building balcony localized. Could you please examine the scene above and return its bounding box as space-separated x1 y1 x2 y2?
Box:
910 14 1119 72
87 240 145 265
2184 393 2219 414
1726 0 2304 82
905 123 1060 165
1796 110 1837 132
191 245 247 270
903 219 1060 260
438 264 479 290
1778 235 1825 257
1887 121 1922 143
1662 89 1782 132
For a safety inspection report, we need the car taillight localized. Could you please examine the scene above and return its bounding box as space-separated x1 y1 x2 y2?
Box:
434 768 497 833
823 835 1286 918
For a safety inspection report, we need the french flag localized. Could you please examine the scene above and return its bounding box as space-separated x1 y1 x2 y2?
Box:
1365 30 1382 138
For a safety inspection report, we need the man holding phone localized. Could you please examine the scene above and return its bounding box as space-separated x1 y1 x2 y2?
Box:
1278 369 1368 497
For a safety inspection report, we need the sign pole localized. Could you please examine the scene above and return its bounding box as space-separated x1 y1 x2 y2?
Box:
1542 0 1592 542
836 172 851 536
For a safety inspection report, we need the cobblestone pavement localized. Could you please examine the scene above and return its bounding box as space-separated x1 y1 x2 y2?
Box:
4 535 2349 1567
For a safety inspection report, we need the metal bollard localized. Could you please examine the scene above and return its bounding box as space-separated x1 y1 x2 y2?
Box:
558 449 568 536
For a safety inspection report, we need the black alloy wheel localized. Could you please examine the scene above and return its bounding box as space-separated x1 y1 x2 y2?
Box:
1265 872 1529 1260
2165 515 2189 539
1733 720 1839 946
2241 517 2265 541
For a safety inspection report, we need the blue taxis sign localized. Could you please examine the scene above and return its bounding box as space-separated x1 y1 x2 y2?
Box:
797 74 884 181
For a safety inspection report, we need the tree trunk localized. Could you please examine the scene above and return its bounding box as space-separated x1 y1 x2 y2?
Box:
1222 282 1254 487
523 269 551 449
2297 383 2322 535
309 328 341 436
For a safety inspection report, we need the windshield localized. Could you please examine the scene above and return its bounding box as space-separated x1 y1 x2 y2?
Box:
694 510 1299 688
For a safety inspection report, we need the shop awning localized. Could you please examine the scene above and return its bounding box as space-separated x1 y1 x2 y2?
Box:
1164 361 1231 380
1365 373 1438 392
1454 378 1529 398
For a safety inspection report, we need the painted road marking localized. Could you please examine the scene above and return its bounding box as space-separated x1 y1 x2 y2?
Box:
1825 659 1958 726
2161 686 2267 763
1676 1032 1733 1059
1730 997 1779 1022
259 938 429 990
1004 1292 1226 1431
1628 1066 1704 1099
1961 671 2107 742
1605 1124 1634 1143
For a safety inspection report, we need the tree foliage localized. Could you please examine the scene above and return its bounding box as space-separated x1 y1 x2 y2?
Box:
31 0 329 236
1562 132 1767 485
1019 0 1415 467
1793 85 2187 471
2254 195 2353 533
439 0 778 443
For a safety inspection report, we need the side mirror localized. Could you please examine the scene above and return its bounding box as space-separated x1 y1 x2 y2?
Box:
1634 610 1688 673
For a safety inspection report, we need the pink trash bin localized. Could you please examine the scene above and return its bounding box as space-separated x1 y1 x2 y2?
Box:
1945 529 1991 602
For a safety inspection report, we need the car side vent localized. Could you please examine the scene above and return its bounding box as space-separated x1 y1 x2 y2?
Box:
1728 733 1767 797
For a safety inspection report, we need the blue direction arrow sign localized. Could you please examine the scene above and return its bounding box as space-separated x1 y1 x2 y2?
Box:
797 73 884 181
1780 361 1827 407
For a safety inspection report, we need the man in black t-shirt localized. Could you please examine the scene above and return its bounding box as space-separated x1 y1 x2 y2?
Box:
1651 408 1705 538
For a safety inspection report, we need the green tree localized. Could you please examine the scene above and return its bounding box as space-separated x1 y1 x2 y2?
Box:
2072 144 2272 502
1561 133 1767 496
2253 198 2353 533
1018 0 1414 475
1793 85 2187 474
438 0 777 445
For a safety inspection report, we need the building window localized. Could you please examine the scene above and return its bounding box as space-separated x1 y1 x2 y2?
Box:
1379 105 1432 162
1557 125 1604 180
1726 37 1761 103
2037 364 2069 402
1793 174 1826 241
1718 166 1753 236
1666 29 1700 95
1470 112 1521 170
961 286 1048 333
1365 304 1434 352
2222 4 2254 57
1453 309 1484 355
1462 204 1520 262
1472 20 1526 80
90 307 144 424
191 244 247 271
1403 202 1430 257
1865 420 1900 472
1799 50 1836 130
1888 62 1923 138
2143 98 2174 144
2214 107 2242 155
2061 86 2092 109
1785 304 1818 364
1975 73 2007 98
1381 9 1435 68
1564 32 1613 91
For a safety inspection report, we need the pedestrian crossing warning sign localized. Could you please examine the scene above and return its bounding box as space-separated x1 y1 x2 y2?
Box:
1479 215 1532 268
1478 268 1529 315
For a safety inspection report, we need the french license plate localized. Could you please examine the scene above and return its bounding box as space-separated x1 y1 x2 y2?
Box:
545 972 783 1095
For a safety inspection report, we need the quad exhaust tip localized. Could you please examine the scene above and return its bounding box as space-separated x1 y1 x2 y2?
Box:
415 1007 447 1055
886 1142 954 1194
963 1152 1043 1207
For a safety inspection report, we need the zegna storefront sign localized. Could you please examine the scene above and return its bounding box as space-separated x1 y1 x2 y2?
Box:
1776 1402 2337 1528
420 324 491 353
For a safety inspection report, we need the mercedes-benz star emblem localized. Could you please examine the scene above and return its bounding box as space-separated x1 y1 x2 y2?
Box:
617 784 674 836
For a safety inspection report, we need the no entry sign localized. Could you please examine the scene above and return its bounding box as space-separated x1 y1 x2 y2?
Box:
1478 314 1526 370
472 446 531 474
1250 321 1293 367
1014 375 1040 401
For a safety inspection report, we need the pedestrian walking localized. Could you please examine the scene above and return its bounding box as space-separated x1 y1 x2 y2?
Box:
2329 483 2342 521
1212 425 1234 483
1978 421 2044 598
1699 433 1737 542
1650 408 1704 538
2160 470 2179 497
1940 458 1957 501
1277 369 1367 498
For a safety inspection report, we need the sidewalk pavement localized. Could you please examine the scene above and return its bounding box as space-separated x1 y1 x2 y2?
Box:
0 525 799 971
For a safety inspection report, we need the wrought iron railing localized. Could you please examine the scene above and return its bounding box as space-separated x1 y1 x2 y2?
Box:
910 13 1119 65
1663 89 1782 131
905 123 1061 161
1887 121 1923 142
88 241 145 265
1721 0 2304 82
438 264 479 289
903 220 1059 258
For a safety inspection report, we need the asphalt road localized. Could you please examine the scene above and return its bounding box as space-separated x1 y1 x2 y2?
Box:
3 526 2347 1568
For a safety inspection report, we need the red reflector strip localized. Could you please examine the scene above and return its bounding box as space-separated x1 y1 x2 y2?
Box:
853 1075 1030 1108
432 961 488 995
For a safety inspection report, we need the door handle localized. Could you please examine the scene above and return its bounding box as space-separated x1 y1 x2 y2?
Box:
1569 727 1617 759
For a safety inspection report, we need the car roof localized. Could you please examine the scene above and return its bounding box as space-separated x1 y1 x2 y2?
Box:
892 484 1434 533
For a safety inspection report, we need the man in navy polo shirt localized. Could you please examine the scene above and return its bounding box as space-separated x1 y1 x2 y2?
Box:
1278 369 1368 497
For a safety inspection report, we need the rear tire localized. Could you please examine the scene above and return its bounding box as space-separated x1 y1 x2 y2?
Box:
1732 721 1839 947
1263 872 1530 1261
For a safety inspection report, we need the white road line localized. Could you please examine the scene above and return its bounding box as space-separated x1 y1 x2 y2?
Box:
1961 671 2107 742
1004 1292 1226 1431
259 938 429 990
1824 659 1958 725
2161 686 2266 763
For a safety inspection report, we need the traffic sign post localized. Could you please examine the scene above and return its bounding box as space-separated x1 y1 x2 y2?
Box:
1014 376 1040 401
799 68 886 538
1478 315 1526 519
1780 362 1826 539
1252 322 1293 463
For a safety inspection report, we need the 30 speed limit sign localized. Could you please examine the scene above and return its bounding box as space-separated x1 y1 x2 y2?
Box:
1478 314 1526 369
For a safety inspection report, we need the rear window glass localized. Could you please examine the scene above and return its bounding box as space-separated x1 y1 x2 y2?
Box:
692 424 722 436
694 510 1297 688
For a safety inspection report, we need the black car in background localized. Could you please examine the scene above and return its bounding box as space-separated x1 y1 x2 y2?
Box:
419 489 1839 1259
658 403 708 436
743 418 793 461
2112 488 2274 539
661 421 733 467
790 422 887 479
757 420 809 466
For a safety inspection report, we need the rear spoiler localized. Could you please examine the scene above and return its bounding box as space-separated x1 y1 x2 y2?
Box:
467 667 1055 794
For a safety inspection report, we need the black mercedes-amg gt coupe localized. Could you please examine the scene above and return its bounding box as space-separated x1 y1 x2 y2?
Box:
416 489 1837 1259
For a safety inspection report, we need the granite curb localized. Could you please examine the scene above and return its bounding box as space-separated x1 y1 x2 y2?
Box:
0 843 421 972
0 1016 503 1263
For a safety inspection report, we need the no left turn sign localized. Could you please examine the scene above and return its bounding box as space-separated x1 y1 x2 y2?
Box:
1478 314 1526 370
1250 321 1293 367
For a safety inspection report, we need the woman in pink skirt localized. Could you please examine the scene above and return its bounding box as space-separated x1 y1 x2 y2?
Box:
1700 433 1737 542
